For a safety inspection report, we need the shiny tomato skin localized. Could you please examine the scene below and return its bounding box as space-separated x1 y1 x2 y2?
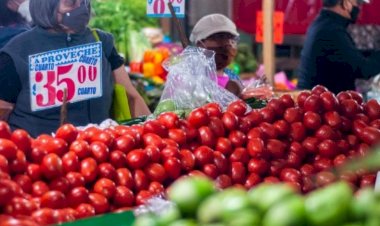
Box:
179 149 195 172
215 137 233 156
126 149 149 170
66 172 85 188
144 163 166 183
297 91 311 107
5 197 38 216
88 193 109 214
203 102 223 118
289 122 306 142
69 140 91 160
0 139 18 161
260 122 278 139
93 178 116 199
0 121 11 139
280 168 302 183
55 124 78 144
98 163 117 180
320 91 339 111
80 158 98 183
222 111 239 131
279 94 295 108
168 129 187 146
364 99 380 120
62 151 80 173
198 126 216 148
143 133 164 150
164 157 182 180
67 187 89 208
157 112 179 129
75 203 96 219
228 130 247 148
187 108 210 128
318 139 339 158
244 173 262 189
112 135 135 154
202 164 219 179
135 190 154 206
302 137 319 154
10 150 27 174
266 139 287 159
227 100 247 117
247 138 266 158
40 191 66 209
215 174 232 189
113 186 134 207
41 153 63 180
259 107 276 123
90 141 110 163
208 117 226 138
248 158 269 176
148 181 165 195
340 99 361 118
194 146 214 166
13 174 32 194
133 169 149 191
229 147 249 164
300 164 316 176
213 151 229 174
109 150 127 169
267 98 286 117
230 162 246 184
11 129 32 154
284 107 303 123
273 120 290 137
115 168 134 189
49 177 70 194
303 111 322 130
0 154 8 173
143 120 168 138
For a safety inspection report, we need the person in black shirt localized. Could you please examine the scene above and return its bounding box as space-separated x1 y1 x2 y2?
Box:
297 0 380 94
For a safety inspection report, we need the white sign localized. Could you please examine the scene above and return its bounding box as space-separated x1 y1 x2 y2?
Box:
147 0 185 18
29 42 103 111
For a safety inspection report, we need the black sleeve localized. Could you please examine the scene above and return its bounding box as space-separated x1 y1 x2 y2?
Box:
0 52 21 103
108 46 125 70
323 31 380 80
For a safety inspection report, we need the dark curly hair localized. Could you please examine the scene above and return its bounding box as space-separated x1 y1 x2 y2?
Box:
0 0 25 26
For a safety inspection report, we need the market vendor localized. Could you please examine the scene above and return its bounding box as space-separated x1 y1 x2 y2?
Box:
297 0 380 94
0 0 151 137
190 14 243 97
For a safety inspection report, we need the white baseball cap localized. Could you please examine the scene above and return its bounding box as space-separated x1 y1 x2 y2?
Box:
190 14 239 43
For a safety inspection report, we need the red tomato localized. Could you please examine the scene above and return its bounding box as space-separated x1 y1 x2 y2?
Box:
40 191 66 209
248 158 269 176
354 113 370 124
259 107 276 123
115 168 134 189
144 145 160 163
222 111 239 131
11 129 32 154
143 120 168 138
133 170 149 191
260 122 278 139
80 158 98 183
247 127 264 140
130 125 144 143
289 141 306 157
215 174 232 189
323 111 342 129
41 153 63 180
303 111 322 130
67 187 89 208
302 137 318 154
179 149 195 172
315 125 336 141
0 154 9 173
148 182 165 195
340 99 361 118
267 99 285 117
135 190 154 206
339 171 358 185
144 163 166 183
194 146 214 166
168 129 187 146
32 208 57 225
164 157 182 180
239 116 254 133
359 126 380 145
228 130 247 148
229 147 249 164
49 177 70 194
0 121 11 139
318 139 339 158
112 135 136 154
88 193 109 214
370 119 380 129
320 91 339 111
313 157 332 171
143 133 164 150
245 173 262 189
270 160 287 176
10 150 27 174
0 180 16 206
5 197 38 216
360 174 376 188
286 151 303 168
230 162 246 184
41 138 68 156
75 203 96 219
178 120 198 142
347 91 363 105
203 103 223 118
289 122 306 142
66 172 85 188
284 107 303 123
297 91 311 107
364 99 380 120
210 151 227 174
337 91 352 103
202 164 219 179
109 150 127 168
340 116 352 132
157 112 179 129
162 138 179 148
247 138 266 158
113 186 134 207
311 85 329 95
302 176 315 193
208 117 226 138
93 178 116 199
316 171 336 187
336 140 350 154
215 137 233 156
160 146 180 161
245 110 264 127
273 120 290 137
267 139 287 158
90 141 109 163
187 108 210 128
69 140 91 160
62 151 80 173
198 126 216 148
279 94 295 108
280 168 301 183
98 163 117 180
0 139 17 161
126 149 149 170
227 100 247 116
264 176 280 184
55 124 78 144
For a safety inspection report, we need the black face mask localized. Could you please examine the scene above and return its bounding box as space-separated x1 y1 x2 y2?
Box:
350 6 360 23
61 2 90 33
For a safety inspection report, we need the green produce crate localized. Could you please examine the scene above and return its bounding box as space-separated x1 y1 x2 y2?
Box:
58 211 135 226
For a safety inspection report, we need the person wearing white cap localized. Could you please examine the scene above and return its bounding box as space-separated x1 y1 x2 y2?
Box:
298 0 380 94
190 13 243 96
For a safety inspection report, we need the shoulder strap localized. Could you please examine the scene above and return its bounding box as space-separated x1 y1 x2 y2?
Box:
91 28 100 42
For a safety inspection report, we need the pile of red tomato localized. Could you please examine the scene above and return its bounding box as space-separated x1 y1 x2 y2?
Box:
0 85 380 225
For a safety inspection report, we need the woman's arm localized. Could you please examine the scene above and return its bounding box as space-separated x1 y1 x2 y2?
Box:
112 66 151 117
0 100 14 121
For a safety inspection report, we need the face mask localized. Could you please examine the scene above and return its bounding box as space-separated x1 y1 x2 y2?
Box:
17 0 32 23
61 2 90 33
350 6 360 23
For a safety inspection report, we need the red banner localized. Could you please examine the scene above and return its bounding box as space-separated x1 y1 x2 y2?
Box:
233 0 380 35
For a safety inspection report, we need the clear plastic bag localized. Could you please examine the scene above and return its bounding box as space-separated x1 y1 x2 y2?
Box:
134 196 174 217
356 73 380 101
241 75 274 100
154 46 239 115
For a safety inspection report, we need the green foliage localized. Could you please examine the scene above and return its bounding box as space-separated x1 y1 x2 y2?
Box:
90 0 159 59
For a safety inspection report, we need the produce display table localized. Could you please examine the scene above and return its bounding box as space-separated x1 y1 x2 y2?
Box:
59 211 134 226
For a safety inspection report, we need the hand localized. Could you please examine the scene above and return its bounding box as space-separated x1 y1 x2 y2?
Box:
6 0 26 12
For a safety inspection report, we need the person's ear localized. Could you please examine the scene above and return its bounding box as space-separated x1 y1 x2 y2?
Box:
341 0 351 10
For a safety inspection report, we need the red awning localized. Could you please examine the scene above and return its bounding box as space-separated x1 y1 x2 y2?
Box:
233 0 380 35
